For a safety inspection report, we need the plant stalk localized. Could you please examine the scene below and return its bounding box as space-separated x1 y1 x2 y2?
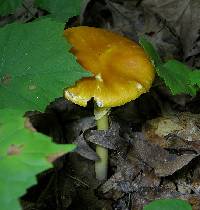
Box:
94 107 109 180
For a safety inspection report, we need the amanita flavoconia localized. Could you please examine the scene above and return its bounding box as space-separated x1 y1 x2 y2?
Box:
64 26 155 180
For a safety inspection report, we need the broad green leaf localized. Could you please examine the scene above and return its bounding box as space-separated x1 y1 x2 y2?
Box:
139 36 162 67
0 108 76 210
139 37 198 96
0 18 91 113
190 70 200 87
0 0 22 16
143 199 192 210
157 60 197 95
35 0 83 22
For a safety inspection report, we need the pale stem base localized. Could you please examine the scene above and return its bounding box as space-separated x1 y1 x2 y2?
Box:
95 107 109 180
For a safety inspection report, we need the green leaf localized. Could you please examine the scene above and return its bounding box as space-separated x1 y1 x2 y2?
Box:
0 108 76 210
139 37 198 96
190 70 200 87
0 0 22 16
0 18 91 113
143 199 192 210
156 60 197 95
139 36 162 67
35 0 83 22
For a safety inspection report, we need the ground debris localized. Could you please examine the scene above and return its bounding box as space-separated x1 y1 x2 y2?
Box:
144 112 200 151
132 132 198 176
65 116 97 160
98 128 200 209
66 117 129 160
85 120 127 150
141 0 200 59
74 133 99 160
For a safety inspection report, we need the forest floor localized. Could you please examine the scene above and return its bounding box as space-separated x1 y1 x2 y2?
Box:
2 0 200 209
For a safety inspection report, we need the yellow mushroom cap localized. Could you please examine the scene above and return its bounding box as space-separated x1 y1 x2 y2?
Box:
64 26 155 108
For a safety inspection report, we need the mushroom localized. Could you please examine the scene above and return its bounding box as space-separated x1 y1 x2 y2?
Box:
64 26 155 180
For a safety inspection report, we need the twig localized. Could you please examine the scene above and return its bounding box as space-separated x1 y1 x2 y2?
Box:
67 174 89 188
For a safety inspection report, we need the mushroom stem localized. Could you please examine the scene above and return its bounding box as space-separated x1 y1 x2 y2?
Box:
94 107 109 180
